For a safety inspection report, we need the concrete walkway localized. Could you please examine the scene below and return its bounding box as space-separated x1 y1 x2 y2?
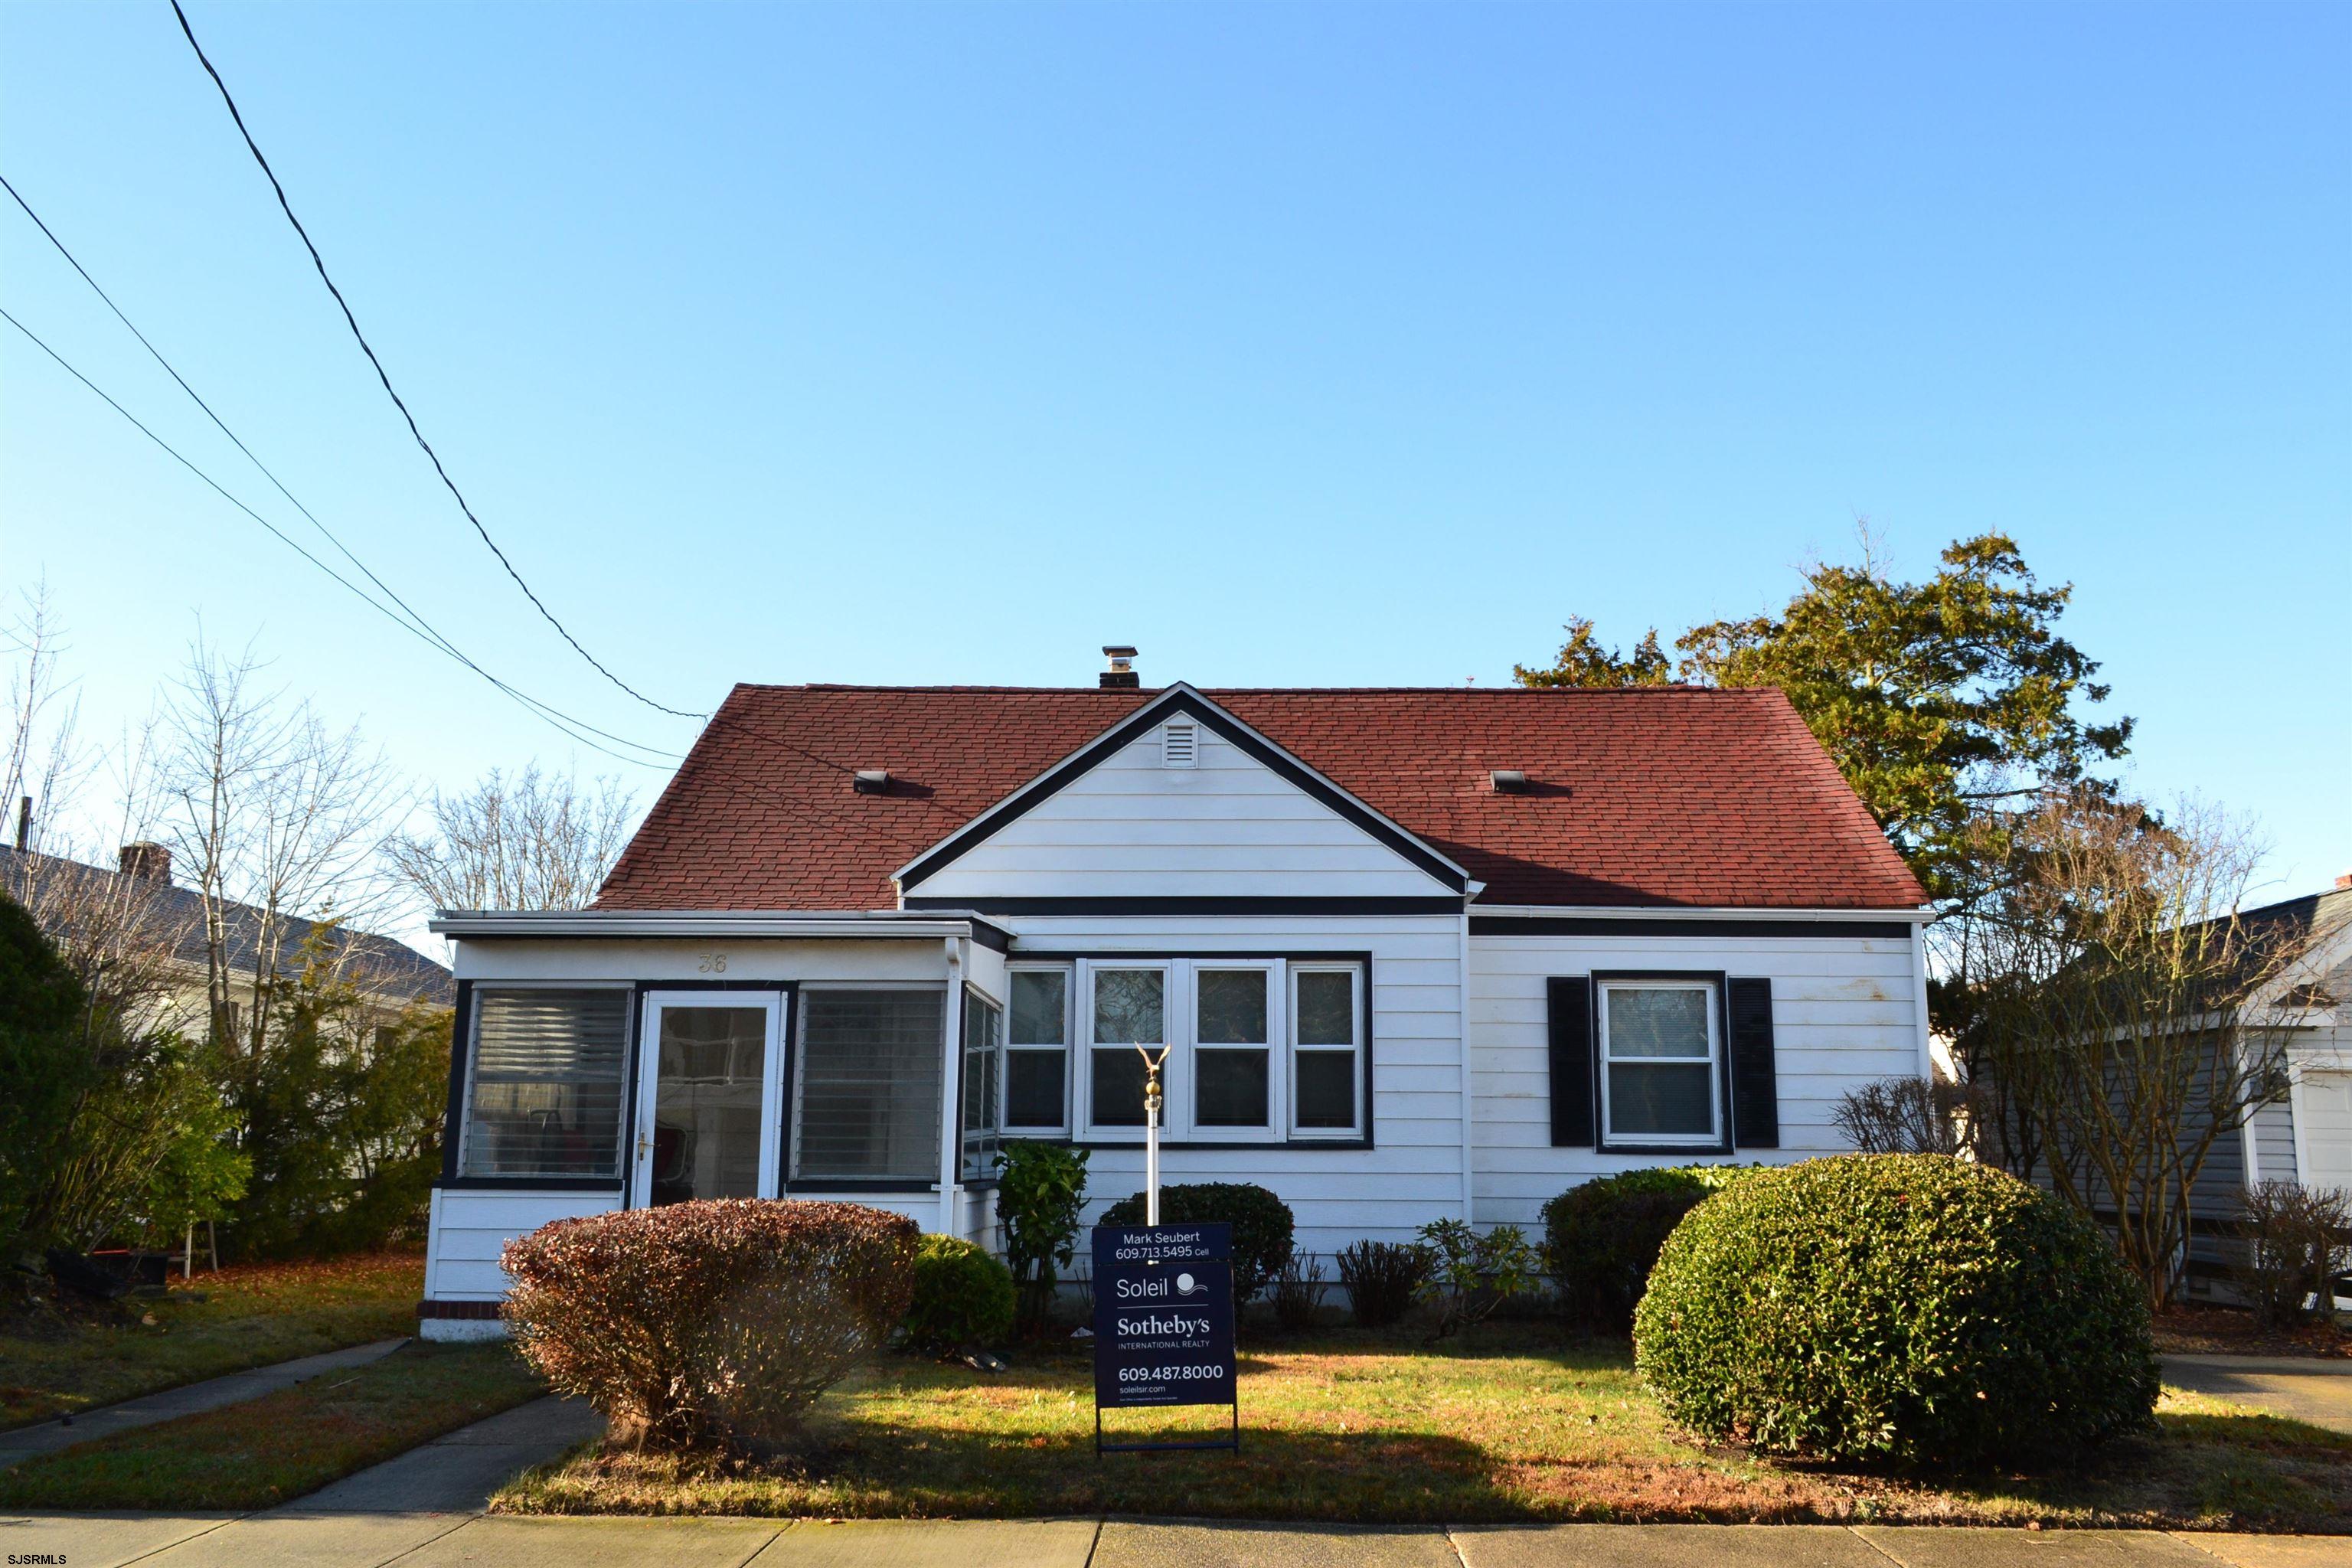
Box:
2162 1354 2352 1435
0 1514 2344 1568
0 1338 410 1472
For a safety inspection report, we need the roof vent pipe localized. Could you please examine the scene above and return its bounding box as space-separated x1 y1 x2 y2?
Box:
1100 645 1139 690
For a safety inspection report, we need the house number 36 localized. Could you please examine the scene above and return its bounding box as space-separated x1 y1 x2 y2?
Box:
697 953 728 974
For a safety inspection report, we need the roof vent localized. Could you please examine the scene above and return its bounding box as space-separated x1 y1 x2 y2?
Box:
1489 769 1530 794
1162 721 1198 769
1100 645 1138 690
853 769 891 795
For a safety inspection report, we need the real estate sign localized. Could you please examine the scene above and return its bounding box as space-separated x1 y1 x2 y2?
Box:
1090 1221 1237 1452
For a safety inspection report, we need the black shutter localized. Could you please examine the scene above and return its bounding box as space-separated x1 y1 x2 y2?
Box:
1727 977 1779 1149
1547 976 1595 1148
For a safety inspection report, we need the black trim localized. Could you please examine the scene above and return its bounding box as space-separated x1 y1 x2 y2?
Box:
965 922 1011 953
1726 976 1779 1150
1471 916 1915 939
438 980 473 1184
1067 1138 1375 1153
908 896 1463 916
1590 970 1735 1157
783 1180 940 1194
1547 976 1593 1148
434 1177 626 1193
894 687 1469 895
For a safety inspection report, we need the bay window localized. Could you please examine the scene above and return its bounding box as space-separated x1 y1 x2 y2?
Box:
1004 968 1070 1132
1087 965 1165 1127
1194 966 1273 1129
959 989 1002 1180
1597 978 1721 1146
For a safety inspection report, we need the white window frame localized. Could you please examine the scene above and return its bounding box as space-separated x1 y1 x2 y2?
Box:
1287 963 1366 1139
1001 963 1073 1136
1596 978 1723 1149
630 989 786 1207
1076 959 1175 1139
1191 960 1282 1136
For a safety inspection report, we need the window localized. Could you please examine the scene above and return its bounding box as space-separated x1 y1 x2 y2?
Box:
1598 980 1720 1145
1194 967 1271 1128
1291 967 1362 1135
1004 968 1070 1131
960 990 1002 1180
1089 966 1165 1126
792 988 945 1182
1070 957 1370 1143
459 988 629 1179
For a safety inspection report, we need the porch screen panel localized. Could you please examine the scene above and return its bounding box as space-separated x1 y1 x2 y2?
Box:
794 989 946 1182
459 989 629 1179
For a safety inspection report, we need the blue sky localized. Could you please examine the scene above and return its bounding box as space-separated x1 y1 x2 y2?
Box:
3 2 2346 913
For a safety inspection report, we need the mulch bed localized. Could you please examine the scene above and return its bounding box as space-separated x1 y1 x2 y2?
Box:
2152 1304 2351 1360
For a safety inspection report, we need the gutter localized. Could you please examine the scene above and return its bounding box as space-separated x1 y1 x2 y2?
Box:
428 909 1015 947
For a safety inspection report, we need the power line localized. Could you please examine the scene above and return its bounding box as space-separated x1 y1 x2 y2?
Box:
167 0 704 722
1 305 676 774
0 172 674 769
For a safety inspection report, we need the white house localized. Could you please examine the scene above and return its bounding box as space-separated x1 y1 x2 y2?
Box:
418 663 1932 1338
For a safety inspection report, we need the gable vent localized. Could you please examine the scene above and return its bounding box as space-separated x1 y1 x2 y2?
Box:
1161 722 1198 769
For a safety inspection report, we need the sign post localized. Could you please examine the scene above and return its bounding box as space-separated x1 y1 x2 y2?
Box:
1090 1220 1239 1454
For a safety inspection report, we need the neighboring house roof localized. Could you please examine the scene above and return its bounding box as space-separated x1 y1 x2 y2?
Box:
596 683 1926 912
0 844 454 1007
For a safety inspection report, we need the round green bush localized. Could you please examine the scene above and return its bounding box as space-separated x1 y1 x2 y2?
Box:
1099 1182 1294 1302
1541 1165 1751 1331
901 1233 1017 1352
1633 1154 2158 1469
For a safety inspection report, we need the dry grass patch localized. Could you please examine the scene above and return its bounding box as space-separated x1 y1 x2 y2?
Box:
0 1250 425 1431
0 1340 543 1511
492 1326 2352 1531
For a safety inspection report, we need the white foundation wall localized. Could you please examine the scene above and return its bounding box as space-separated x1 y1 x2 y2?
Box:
1468 929 1926 1230
1005 913 1466 1256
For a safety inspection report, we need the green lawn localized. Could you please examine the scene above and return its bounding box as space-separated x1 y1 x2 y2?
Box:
495 1326 2352 1533
0 1341 544 1511
0 1250 425 1431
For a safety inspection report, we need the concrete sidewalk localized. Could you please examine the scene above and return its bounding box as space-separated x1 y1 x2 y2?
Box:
0 1338 410 1472
1 1514 2343 1568
2161 1355 2352 1436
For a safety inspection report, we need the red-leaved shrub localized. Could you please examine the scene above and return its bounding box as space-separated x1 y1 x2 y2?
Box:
501 1198 919 1453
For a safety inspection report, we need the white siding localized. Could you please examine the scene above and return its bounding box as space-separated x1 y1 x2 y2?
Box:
1005 913 1465 1254
2248 1098 2300 1184
904 728 1449 901
425 1187 623 1301
1468 930 1926 1229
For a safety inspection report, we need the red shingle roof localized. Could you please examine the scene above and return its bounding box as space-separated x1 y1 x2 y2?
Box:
595 684 1926 912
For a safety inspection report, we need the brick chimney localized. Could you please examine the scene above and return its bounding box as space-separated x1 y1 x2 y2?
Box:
1100 645 1139 690
2337 871 2351 891
118 842 172 883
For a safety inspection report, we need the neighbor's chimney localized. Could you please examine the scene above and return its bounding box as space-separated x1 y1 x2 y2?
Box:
14 795 27 851
119 841 172 883
2337 871 2352 891
1100 645 1139 690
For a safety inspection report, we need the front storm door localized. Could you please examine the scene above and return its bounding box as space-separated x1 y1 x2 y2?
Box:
631 991 784 1207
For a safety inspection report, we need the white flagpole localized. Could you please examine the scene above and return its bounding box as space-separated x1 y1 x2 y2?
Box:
1140 1045 1165 1226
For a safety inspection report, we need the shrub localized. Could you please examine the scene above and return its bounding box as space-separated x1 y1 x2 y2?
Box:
1336 1239 1429 1328
501 1197 918 1454
1270 1253 1328 1331
1541 1165 1750 1331
903 1233 1017 1352
996 1141 1088 1331
1100 1182 1294 1302
1416 1219 1540 1341
2233 1179 2350 1328
1831 1076 1966 1155
1634 1154 2158 1469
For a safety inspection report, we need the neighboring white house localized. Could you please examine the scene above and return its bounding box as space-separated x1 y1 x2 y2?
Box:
418 664 1933 1338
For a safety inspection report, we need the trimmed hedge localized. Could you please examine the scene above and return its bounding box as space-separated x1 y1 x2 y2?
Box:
501 1198 917 1453
1633 1155 2158 1468
1101 1182 1293 1302
903 1233 1017 1352
1541 1165 1750 1331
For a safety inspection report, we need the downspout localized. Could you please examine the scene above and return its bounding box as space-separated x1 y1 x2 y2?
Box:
940 937 965 1237
1909 916 1935 1082
1459 884 1482 1227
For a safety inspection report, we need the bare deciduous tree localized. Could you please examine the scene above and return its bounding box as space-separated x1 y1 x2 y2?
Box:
1971 791 2311 1310
384 763 634 913
161 636 406 1067
1830 1076 1968 1156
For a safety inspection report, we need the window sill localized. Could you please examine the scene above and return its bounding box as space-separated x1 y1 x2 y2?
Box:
435 1177 626 1193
